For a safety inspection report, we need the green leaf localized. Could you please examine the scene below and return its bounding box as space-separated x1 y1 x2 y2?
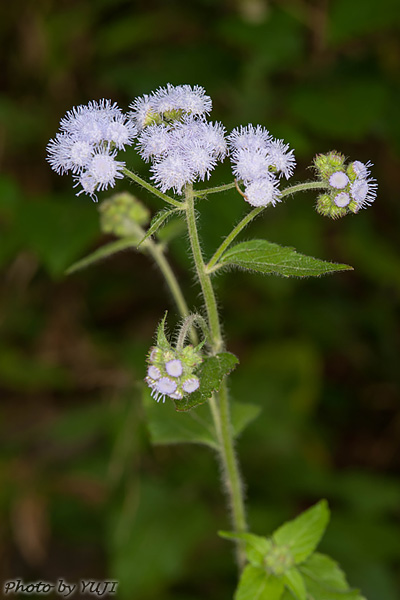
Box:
156 311 171 351
219 531 272 566
273 500 330 564
217 240 352 278
282 568 307 600
231 402 262 438
235 565 284 600
143 387 218 449
300 553 365 600
137 208 178 247
143 396 259 449
65 237 138 275
174 352 239 412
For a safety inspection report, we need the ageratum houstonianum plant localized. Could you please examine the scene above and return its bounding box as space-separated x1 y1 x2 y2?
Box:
47 84 375 599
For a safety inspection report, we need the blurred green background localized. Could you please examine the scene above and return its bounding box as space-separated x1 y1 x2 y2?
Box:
1 0 399 598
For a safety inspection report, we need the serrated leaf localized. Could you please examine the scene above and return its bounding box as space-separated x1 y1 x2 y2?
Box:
137 208 178 248
219 531 272 566
282 568 307 600
174 352 239 412
65 237 138 275
235 565 284 600
273 500 330 564
217 240 353 278
143 387 218 449
300 553 365 600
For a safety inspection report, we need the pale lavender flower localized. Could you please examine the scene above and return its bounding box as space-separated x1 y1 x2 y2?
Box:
232 148 271 184
352 160 373 180
244 177 281 207
153 84 212 116
46 134 93 174
350 177 378 209
165 359 183 378
329 171 349 189
104 114 137 150
334 192 351 207
151 152 195 194
266 139 296 180
136 124 173 162
199 121 227 160
228 124 271 154
128 94 157 130
182 377 200 394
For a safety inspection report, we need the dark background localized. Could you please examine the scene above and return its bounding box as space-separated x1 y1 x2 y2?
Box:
1 0 399 598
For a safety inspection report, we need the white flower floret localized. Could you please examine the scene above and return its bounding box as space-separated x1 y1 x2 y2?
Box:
151 152 195 194
350 177 378 208
153 84 212 116
199 121 228 160
87 148 125 191
105 114 137 150
228 124 271 154
232 148 271 184
266 139 296 180
182 377 200 394
128 94 157 130
329 171 349 189
334 192 351 207
351 160 373 180
156 377 177 395
46 134 93 174
244 177 281 207
181 140 217 181
165 359 183 378
74 171 98 202
137 124 173 161
148 365 161 380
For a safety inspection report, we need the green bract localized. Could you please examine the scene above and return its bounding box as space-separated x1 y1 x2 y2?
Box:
220 501 364 600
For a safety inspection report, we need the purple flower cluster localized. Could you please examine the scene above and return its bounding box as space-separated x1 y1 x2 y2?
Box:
327 160 377 210
46 100 136 201
228 125 296 207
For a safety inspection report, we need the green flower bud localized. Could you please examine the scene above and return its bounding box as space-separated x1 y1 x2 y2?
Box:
99 192 150 238
264 543 294 576
316 193 347 219
314 151 345 180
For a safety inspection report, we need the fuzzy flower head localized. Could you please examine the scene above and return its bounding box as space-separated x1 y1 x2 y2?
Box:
229 125 296 180
47 99 136 201
128 85 227 195
314 152 377 218
129 84 213 131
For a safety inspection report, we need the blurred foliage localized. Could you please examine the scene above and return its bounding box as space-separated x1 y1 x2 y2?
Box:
1 0 399 599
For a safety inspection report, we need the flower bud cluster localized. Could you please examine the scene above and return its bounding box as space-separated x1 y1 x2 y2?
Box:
47 100 136 201
130 85 227 195
314 152 377 218
145 344 202 403
227 125 296 207
99 192 150 238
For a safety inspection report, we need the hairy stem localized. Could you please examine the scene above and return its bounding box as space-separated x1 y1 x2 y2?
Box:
123 167 185 209
185 185 223 353
206 180 329 271
194 181 237 197
184 184 247 570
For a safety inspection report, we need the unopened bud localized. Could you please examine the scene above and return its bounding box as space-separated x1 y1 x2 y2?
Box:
99 192 150 238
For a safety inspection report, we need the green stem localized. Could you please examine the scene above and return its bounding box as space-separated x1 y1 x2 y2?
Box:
206 181 329 272
185 185 223 353
184 184 247 570
123 167 185 209
194 181 237 197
